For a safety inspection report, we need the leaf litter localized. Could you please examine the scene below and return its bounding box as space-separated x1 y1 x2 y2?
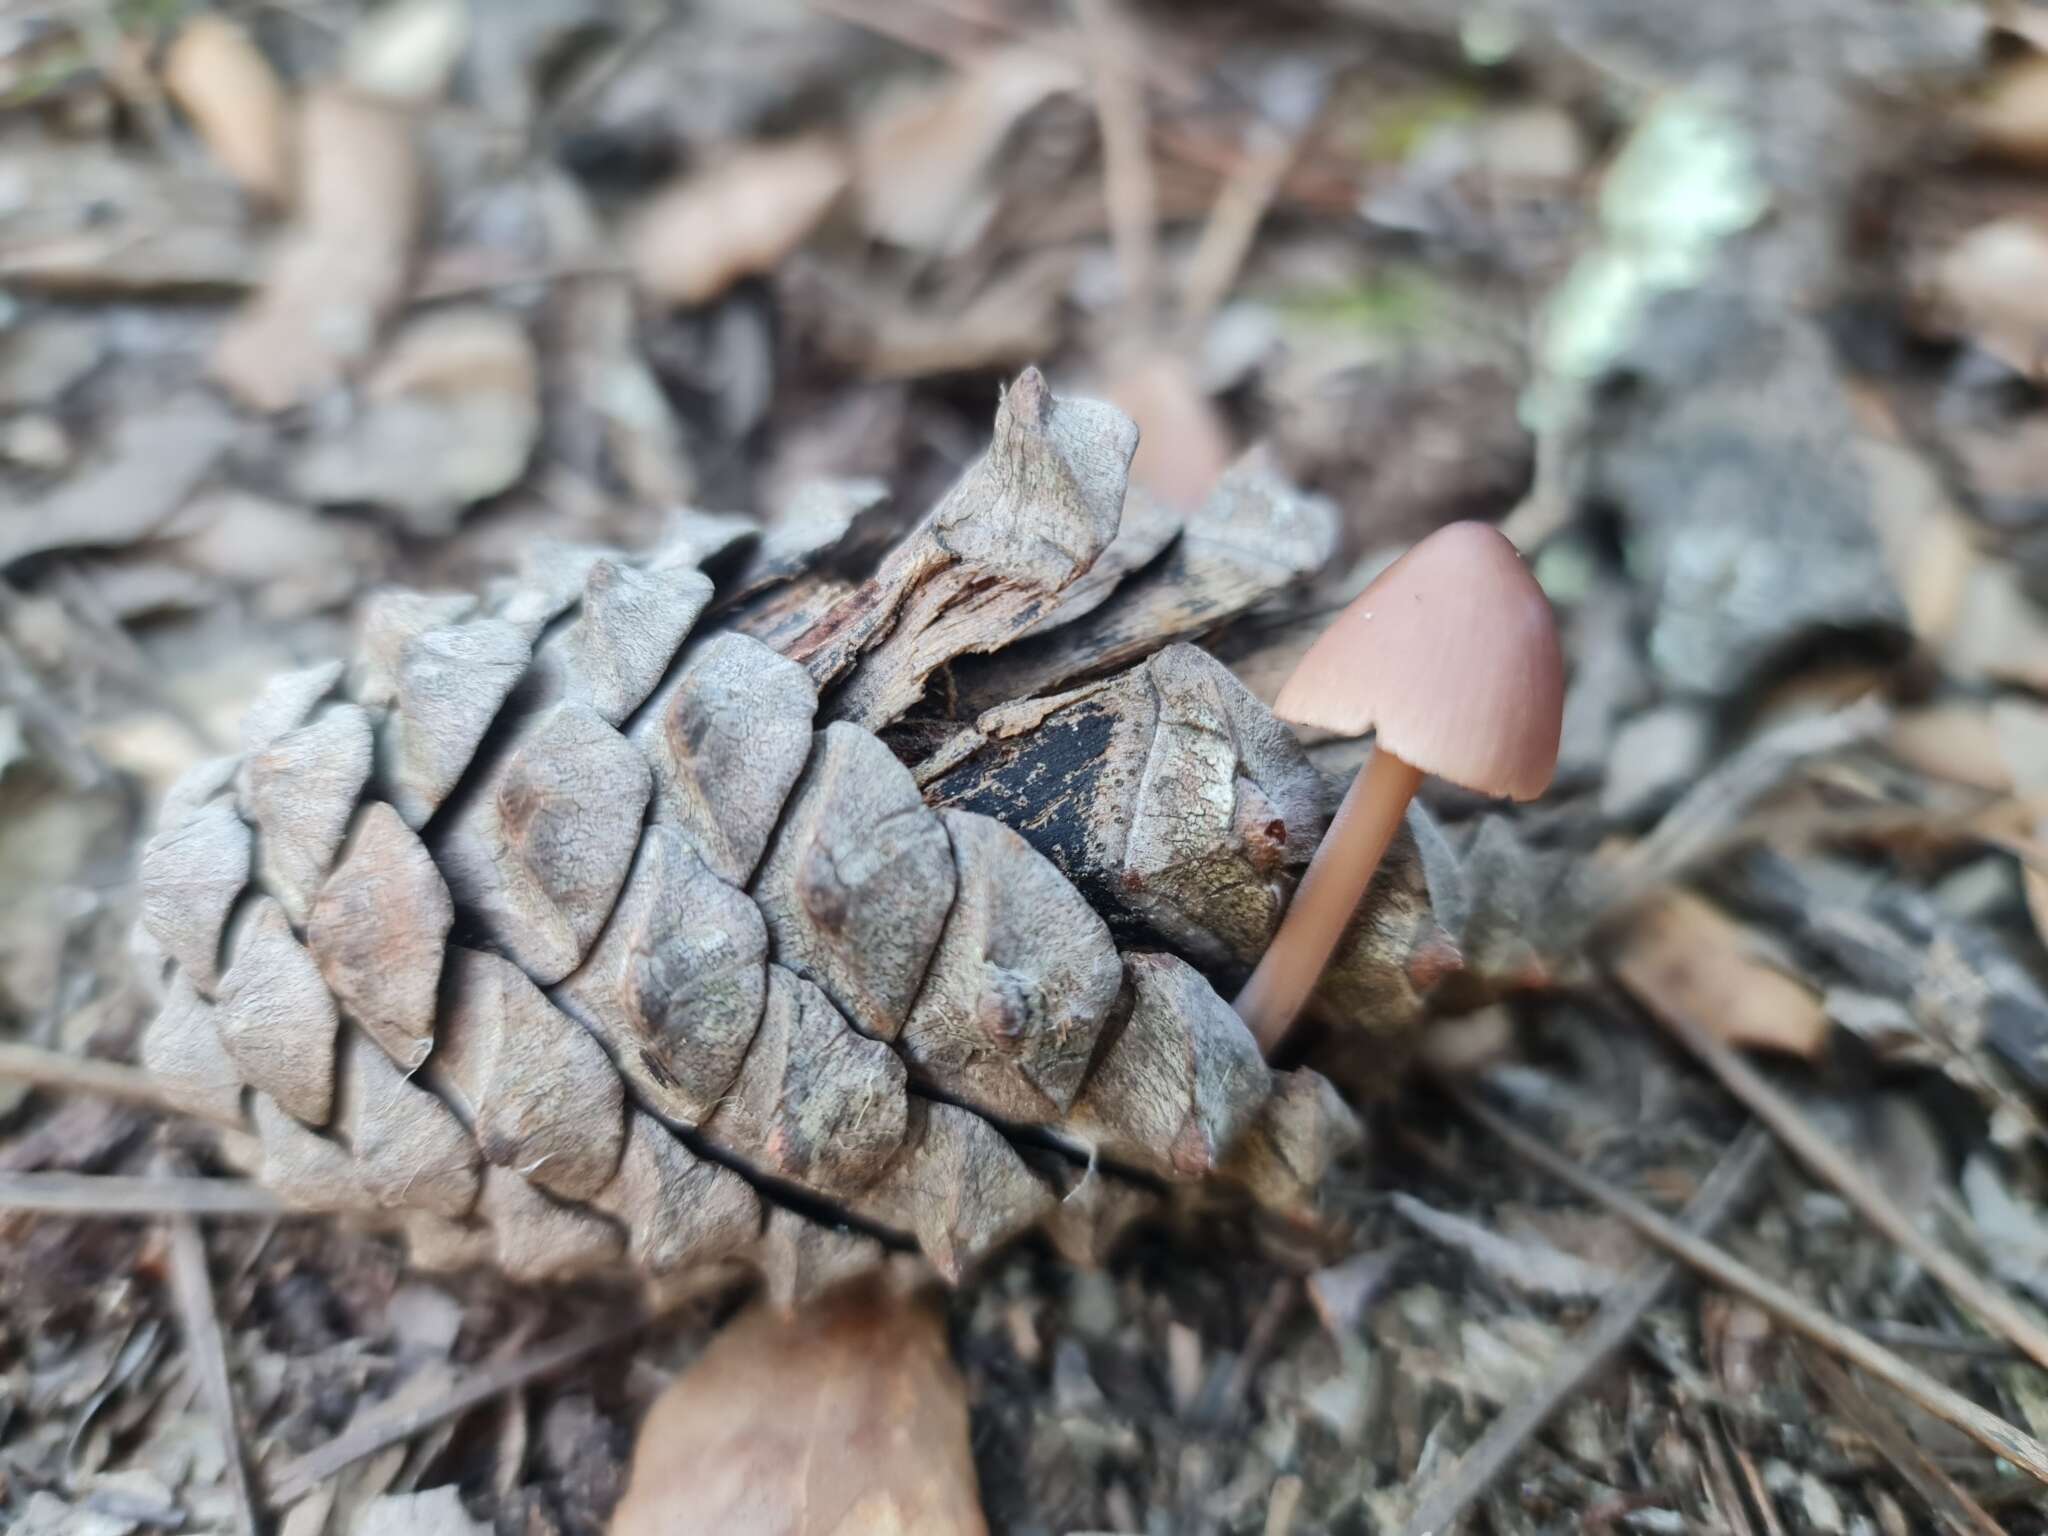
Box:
1 1 2048 1534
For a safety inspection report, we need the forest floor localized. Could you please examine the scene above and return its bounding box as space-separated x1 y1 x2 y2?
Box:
5 1 2048 1533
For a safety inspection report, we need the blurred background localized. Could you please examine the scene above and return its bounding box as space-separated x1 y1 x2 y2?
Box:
7 1 2048 1534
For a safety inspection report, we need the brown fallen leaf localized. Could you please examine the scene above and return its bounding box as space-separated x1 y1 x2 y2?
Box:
628 137 848 308
162 16 293 207
1946 557 2048 692
1610 888 1830 1059
1104 345 1235 511
1853 434 1977 645
853 47 1082 257
213 86 424 411
290 306 539 534
608 1281 988 1536
1963 52 2048 167
1927 216 2048 378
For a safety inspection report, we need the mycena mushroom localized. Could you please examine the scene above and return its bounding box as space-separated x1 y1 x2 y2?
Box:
1235 521 1565 1054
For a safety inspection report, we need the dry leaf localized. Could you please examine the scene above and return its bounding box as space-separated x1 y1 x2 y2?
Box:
343 0 471 104
628 137 848 307
1946 556 2048 692
853 47 1082 256
1104 346 1235 510
1887 704 2013 792
163 16 293 206
291 306 539 534
1964 53 2048 167
1853 434 1977 644
352 1487 488 1536
609 1282 987 1536
213 86 424 411
1611 887 1830 1059
1928 217 2048 378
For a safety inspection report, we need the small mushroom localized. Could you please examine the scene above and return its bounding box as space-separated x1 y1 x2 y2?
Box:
1234 521 1563 1052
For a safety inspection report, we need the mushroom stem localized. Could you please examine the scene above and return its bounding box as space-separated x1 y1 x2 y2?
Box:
1235 748 1424 1054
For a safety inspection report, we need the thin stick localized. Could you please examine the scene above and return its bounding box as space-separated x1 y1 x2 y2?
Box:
0 1042 188 1114
1073 0 1159 332
1801 1343 2009 1536
0 1172 288 1216
268 1314 654 1505
161 1157 262 1536
1451 1088 2048 1486
1698 1420 1760 1536
1178 72 1325 335
1731 1435 1790 1536
1624 983 2048 1380
1398 1123 1773 1536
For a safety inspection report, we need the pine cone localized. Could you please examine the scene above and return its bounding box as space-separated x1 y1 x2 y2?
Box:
131 370 1440 1305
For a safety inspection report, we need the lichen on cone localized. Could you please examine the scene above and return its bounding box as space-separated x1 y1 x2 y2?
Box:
130 370 1440 1302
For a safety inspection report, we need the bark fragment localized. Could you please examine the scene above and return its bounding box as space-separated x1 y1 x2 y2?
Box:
753 722 955 1042
307 802 453 1071
556 826 766 1127
217 898 340 1126
783 367 1137 728
955 445 1338 710
899 809 1122 1121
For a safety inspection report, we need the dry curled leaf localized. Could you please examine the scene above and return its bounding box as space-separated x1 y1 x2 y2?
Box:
1611 887 1830 1059
609 1283 987 1536
213 86 424 411
163 16 293 207
628 137 849 307
291 305 540 534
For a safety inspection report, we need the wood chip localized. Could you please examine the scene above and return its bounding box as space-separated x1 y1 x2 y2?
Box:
1610 888 1830 1059
627 136 849 307
162 15 292 206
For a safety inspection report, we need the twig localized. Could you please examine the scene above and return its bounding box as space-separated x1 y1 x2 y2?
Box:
1698 1418 1760 1536
161 1155 262 1536
1593 698 1889 921
267 1313 655 1505
1799 1344 2008 1536
1730 1433 1790 1536
1178 67 1327 336
1218 1275 1297 1420
1398 1123 1773 1536
1450 1087 2048 1486
1073 0 1159 334
0 1172 288 1215
0 1042 191 1115
1622 986 2048 1380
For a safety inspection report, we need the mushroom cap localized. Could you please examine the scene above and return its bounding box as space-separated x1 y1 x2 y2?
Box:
1273 521 1563 801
